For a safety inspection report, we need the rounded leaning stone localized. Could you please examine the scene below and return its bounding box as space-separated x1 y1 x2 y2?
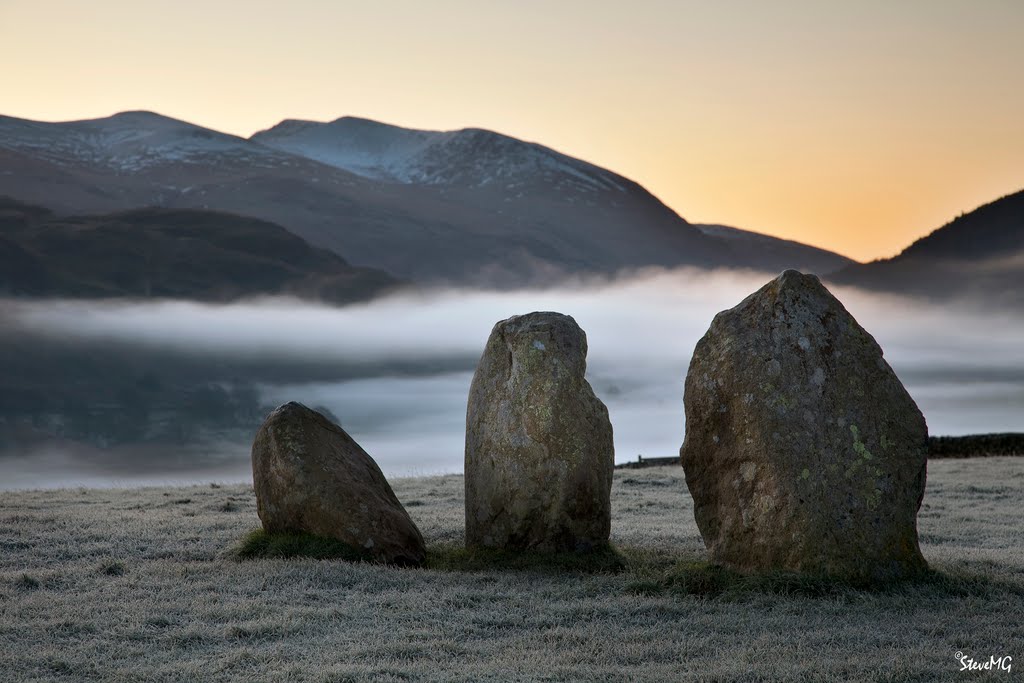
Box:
465 312 614 551
680 270 928 581
252 402 426 566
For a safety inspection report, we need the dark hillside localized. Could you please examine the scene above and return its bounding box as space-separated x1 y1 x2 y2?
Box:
0 198 401 303
830 189 1024 307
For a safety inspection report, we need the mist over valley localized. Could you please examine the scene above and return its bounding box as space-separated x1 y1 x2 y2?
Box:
3 268 1021 489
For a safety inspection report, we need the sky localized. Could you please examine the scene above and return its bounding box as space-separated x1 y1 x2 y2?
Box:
1 0 1022 261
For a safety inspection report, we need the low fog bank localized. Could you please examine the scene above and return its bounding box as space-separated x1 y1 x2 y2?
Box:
2 268 1022 489
0 441 251 491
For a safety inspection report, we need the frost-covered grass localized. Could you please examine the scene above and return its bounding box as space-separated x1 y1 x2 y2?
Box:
1 458 1022 682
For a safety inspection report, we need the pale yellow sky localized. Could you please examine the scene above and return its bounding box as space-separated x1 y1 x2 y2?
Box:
2 0 1022 261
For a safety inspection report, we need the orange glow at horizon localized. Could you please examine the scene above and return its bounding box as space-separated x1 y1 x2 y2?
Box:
2 0 1022 263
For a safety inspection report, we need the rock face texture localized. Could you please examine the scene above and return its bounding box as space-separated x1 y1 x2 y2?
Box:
681 270 928 581
252 402 425 566
465 312 614 551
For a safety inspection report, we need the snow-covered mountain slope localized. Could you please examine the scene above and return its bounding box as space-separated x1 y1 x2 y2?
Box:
0 111 298 173
249 117 436 182
1 110 856 285
251 117 627 193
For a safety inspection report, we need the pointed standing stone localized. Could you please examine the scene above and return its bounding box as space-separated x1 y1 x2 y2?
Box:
681 270 928 581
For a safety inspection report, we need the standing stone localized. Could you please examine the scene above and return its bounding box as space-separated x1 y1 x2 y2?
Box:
252 402 426 566
681 270 928 581
465 312 614 551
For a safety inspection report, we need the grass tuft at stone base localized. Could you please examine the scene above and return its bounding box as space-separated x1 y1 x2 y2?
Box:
230 528 1023 605
626 559 1024 600
231 529 370 562
231 530 627 573
426 542 627 574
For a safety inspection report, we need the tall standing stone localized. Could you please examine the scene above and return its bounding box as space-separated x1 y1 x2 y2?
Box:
681 270 928 581
252 402 426 566
465 312 614 551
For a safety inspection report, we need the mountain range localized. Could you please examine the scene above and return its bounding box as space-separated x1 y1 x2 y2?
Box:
0 111 852 293
0 110 1020 307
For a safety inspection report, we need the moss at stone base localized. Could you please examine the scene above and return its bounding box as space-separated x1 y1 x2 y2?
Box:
627 560 1023 600
230 530 625 573
231 528 371 562
427 542 626 574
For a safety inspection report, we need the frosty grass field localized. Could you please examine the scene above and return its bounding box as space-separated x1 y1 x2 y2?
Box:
1 458 1021 682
